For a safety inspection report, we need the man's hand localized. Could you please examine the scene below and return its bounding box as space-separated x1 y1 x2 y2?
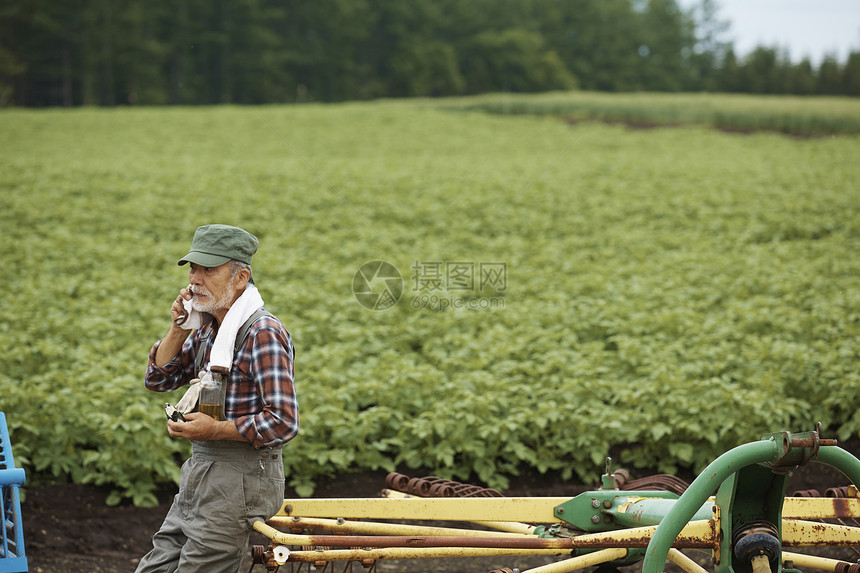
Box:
154 286 194 367
167 412 246 442
170 285 194 325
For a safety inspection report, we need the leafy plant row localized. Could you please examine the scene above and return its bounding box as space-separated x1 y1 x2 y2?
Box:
443 91 860 136
1 97 858 504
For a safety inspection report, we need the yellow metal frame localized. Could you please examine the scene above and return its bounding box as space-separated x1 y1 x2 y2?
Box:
275 494 860 523
255 494 860 571
276 496 569 522
782 497 860 520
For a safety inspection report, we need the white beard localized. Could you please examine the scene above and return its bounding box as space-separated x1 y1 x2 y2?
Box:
191 282 235 314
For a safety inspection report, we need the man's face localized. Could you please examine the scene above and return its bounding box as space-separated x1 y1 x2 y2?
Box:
188 263 238 313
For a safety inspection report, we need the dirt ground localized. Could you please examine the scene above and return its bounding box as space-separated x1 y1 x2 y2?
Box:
21 443 860 573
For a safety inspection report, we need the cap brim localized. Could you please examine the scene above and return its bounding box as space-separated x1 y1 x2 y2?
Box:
177 251 232 267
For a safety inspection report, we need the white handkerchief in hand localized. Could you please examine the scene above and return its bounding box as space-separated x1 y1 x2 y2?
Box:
175 297 205 330
174 376 202 414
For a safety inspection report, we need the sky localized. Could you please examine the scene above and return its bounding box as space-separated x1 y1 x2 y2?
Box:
677 0 860 64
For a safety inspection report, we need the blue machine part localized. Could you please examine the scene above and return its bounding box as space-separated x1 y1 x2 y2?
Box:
0 412 27 573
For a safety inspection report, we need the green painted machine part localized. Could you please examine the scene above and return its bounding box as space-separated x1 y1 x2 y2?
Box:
716 462 786 573
642 426 860 573
552 490 706 532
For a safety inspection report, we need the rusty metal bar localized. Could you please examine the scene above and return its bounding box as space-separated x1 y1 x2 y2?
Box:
261 531 580 550
267 516 527 538
781 520 860 546
520 548 628 573
792 438 838 448
565 520 717 549
253 519 717 550
782 551 855 572
283 545 569 562
782 497 860 520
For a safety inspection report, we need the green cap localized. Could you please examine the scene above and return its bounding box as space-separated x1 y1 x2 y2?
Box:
177 224 259 267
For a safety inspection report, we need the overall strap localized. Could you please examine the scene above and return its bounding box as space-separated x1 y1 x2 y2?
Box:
217 307 271 417
234 307 272 354
194 329 211 375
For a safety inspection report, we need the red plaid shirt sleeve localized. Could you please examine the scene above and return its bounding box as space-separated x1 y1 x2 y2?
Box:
145 327 209 390
231 316 299 448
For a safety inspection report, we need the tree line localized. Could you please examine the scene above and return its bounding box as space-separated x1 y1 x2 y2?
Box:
2 0 859 107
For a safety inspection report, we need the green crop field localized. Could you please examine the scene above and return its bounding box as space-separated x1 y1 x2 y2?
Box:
1 94 859 506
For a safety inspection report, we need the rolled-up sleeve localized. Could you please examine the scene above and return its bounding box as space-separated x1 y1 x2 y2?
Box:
144 330 204 392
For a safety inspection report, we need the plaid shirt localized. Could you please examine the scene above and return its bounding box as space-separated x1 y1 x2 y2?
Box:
145 314 298 449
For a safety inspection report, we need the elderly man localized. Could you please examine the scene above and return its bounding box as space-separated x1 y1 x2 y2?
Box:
136 224 298 573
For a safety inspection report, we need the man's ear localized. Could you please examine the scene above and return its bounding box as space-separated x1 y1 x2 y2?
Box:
234 268 251 291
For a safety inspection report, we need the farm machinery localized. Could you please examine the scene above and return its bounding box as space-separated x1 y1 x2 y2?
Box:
249 425 860 573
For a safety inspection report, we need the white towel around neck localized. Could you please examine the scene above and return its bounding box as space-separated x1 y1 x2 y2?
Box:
177 284 265 371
